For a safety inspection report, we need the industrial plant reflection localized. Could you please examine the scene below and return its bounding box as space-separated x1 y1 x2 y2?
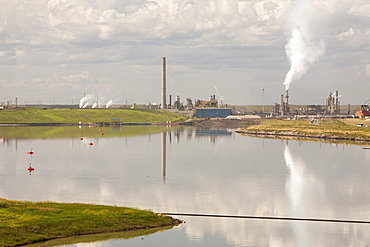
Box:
161 128 234 183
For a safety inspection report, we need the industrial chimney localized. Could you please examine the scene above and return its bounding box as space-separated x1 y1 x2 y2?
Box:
161 57 167 109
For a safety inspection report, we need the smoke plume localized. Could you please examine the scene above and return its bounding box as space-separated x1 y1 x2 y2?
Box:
283 0 326 91
106 100 113 108
79 94 113 109
79 94 97 108
80 94 92 108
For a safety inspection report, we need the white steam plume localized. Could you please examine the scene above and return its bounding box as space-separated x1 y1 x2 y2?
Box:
79 94 96 108
106 100 113 108
80 94 93 108
79 97 86 108
80 94 113 109
283 0 326 91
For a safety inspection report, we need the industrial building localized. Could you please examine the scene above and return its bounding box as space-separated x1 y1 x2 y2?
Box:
195 108 232 118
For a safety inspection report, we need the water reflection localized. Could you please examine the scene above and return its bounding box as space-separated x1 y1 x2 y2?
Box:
284 143 324 247
284 143 325 215
195 128 232 144
2 127 370 246
162 132 166 183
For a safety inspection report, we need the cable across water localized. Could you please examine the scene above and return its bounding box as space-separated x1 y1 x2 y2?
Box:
161 213 370 224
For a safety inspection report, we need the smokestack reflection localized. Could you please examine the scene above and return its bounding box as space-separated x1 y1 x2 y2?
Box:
284 143 324 245
162 132 167 183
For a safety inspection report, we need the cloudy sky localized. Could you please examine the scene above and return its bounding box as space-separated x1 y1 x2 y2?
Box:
0 0 369 106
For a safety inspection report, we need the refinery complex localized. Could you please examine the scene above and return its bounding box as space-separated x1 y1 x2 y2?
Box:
1 57 368 119
158 57 365 119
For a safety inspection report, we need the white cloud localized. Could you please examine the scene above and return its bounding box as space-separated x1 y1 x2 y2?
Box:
35 0 289 45
339 28 357 39
366 64 370 77
0 0 369 105
348 2 370 17
62 71 91 83
61 71 108 84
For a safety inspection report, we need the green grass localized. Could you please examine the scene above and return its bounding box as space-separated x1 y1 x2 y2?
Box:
0 108 186 124
0 198 178 247
239 118 370 141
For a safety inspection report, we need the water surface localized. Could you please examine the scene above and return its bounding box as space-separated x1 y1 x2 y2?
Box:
1 126 370 246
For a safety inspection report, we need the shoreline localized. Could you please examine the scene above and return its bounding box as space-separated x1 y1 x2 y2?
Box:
235 118 370 144
236 129 370 142
0 199 183 246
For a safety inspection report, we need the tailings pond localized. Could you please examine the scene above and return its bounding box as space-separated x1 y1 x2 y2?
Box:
1 126 370 246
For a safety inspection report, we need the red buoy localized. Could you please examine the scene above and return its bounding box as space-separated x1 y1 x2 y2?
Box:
27 149 34 155
88 142 93 146
100 133 104 135
80 137 84 140
28 164 34 172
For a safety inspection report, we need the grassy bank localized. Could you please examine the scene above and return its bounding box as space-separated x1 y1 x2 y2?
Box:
0 108 186 124
238 118 370 141
0 198 179 247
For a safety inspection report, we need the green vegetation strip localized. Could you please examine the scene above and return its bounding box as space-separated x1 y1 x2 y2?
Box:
0 198 179 247
0 108 186 124
238 118 370 141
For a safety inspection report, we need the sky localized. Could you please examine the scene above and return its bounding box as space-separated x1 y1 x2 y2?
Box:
0 0 369 106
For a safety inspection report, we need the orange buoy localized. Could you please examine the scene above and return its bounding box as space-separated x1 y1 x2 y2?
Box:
88 142 93 146
100 133 104 135
99 129 102 132
80 137 84 140
27 149 34 155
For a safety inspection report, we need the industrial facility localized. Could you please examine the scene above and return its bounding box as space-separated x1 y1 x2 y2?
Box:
159 57 360 119
159 57 234 119
0 56 365 121
270 90 346 117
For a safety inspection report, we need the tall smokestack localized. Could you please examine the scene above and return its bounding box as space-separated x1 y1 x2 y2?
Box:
161 57 167 109
285 90 289 106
